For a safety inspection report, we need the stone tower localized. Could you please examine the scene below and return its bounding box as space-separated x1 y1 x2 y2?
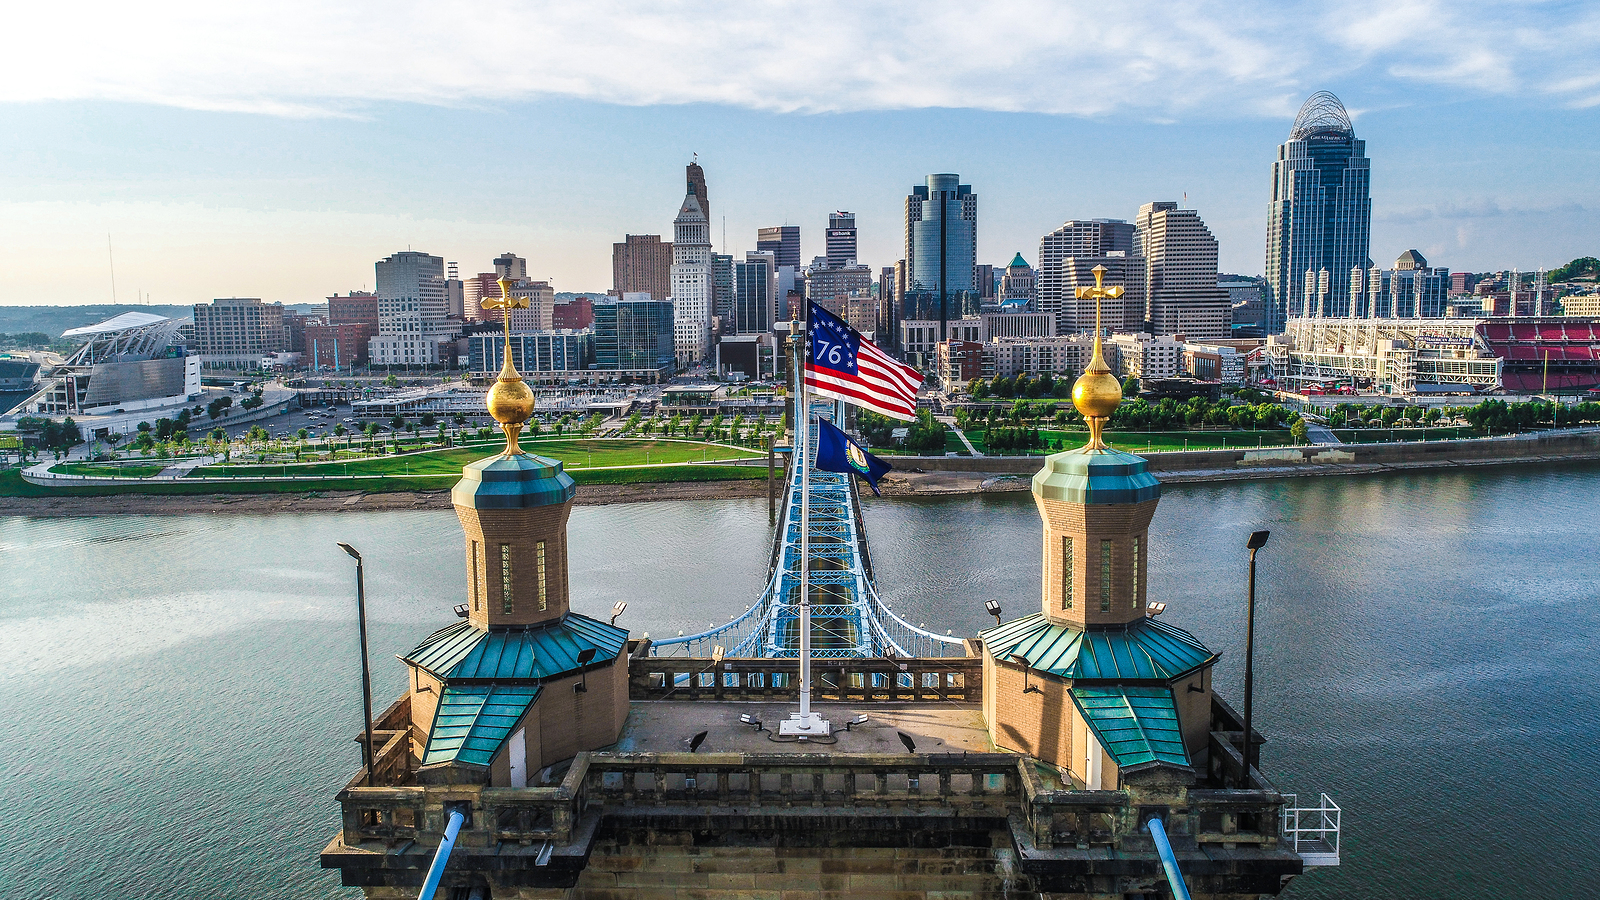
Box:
980 270 1217 790
398 279 630 786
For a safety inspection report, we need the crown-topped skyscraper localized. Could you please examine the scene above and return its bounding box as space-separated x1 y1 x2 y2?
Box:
980 267 1218 790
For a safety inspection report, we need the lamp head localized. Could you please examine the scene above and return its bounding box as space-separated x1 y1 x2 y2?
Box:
1248 530 1271 550
337 542 361 561
984 599 1002 616
576 648 598 667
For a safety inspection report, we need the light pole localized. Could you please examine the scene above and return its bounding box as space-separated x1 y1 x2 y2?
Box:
337 542 377 787
1242 530 1270 780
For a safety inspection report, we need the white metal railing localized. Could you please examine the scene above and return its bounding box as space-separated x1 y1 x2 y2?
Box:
1280 792 1341 866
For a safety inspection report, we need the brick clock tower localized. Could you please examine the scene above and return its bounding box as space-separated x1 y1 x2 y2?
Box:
398 280 629 787
980 270 1220 790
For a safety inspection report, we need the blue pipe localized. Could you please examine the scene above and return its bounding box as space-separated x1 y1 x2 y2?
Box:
417 808 466 900
1145 817 1193 900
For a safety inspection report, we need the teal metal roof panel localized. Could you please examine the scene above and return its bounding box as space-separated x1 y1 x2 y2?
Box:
421 683 541 768
451 453 577 510
1071 685 1191 771
1031 447 1161 505
979 613 1215 682
401 614 628 682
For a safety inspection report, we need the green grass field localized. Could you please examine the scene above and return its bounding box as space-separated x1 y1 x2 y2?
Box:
54 463 168 478
960 429 1296 454
192 438 760 479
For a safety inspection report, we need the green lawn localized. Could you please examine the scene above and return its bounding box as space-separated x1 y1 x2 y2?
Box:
55 462 169 478
964 429 1296 454
192 438 760 479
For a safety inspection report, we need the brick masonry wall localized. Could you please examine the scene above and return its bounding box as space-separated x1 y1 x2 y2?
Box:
455 500 574 628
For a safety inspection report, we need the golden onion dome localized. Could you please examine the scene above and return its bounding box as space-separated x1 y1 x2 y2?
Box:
1072 353 1123 420
487 375 534 426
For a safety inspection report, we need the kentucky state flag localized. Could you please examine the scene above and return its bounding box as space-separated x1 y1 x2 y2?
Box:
814 418 892 496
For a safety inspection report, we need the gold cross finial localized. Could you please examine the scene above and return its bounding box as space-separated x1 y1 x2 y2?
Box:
1069 265 1125 450
481 276 534 456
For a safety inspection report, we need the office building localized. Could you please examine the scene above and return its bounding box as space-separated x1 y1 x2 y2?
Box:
328 291 379 330
998 253 1036 307
904 174 978 339
1048 252 1147 335
552 297 595 330
733 252 775 335
975 264 997 301
446 262 464 318
805 263 873 317
592 295 675 380
192 297 288 366
981 333 1106 381
612 234 673 302
1264 91 1372 331
493 252 527 281
1135 202 1230 341
370 251 455 365
712 253 735 327
1037 220 1137 334
757 225 801 269
981 311 1054 341
826 212 858 266
468 330 593 378
670 183 713 365
686 159 709 225
304 321 368 371
1349 252 1452 319
901 317 982 363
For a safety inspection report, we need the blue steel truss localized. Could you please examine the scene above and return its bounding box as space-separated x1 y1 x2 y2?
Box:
651 399 966 659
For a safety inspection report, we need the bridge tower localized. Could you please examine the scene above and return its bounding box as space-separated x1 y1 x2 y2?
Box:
399 280 629 788
981 268 1219 789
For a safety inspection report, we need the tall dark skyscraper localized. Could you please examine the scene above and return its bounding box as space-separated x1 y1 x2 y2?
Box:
904 174 977 340
686 158 709 226
826 211 858 266
757 225 801 269
1263 91 1371 331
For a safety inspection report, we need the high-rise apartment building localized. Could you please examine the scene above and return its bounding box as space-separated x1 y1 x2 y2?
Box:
826 212 858 267
1264 91 1372 331
191 297 287 367
670 186 713 366
612 235 673 302
904 174 978 339
370 251 454 365
757 226 801 269
324 291 379 364
1135 202 1230 341
734 252 775 335
446 262 464 319
1037 220 1137 334
493 252 527 282
805 263 873 317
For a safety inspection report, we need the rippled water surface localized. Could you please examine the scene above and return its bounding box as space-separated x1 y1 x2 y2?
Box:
3 466 1598 898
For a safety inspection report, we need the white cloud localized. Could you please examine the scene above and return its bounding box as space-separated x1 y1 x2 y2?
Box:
4 1 1597 118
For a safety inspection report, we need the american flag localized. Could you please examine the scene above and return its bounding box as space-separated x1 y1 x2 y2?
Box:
804 302 923 421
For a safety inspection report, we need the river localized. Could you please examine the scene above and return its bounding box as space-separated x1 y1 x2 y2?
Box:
1 465 1598 898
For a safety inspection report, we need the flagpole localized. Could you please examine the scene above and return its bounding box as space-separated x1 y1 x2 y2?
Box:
782 304 827 736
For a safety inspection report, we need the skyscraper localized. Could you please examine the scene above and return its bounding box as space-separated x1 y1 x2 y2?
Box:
1264 91 1372 331
711 253 735 329
757 226 801 269
370 250 453 365
493 252 527 282
1135 202 1230 341
612 234 673 302
686 159 709 226
998 253 1036 308
904 174 978 339
670 186 713 366
734 251 775 335
826 212 858 267
1037 219 1137 334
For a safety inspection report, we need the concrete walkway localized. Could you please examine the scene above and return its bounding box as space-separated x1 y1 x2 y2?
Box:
1304 422 1343 445
156 454 224 478
938 416 983 457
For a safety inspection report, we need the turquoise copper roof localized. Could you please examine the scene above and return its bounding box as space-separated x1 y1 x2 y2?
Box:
452 452 577 510
1009 252 1029 268
980 613 1215 682
421 684 541 768
402 614 628 682
1071 685 1191 772
1032 447 1161 505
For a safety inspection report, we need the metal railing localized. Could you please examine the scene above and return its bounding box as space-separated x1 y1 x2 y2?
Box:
1281 792 1342 865
629 655 982 702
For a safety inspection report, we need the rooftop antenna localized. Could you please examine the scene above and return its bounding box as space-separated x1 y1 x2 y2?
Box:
107 234 118 304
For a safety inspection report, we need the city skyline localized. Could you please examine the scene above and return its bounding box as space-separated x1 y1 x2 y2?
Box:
1 4 1596 306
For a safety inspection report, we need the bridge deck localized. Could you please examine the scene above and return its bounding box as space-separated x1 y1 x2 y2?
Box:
651 399 964 659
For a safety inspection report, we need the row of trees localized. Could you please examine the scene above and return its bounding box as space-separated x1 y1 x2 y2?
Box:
857 410 947 455
955 395 1295 432
968 371 1075 400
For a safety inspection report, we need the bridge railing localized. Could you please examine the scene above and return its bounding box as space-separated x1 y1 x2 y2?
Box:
628 655 982 702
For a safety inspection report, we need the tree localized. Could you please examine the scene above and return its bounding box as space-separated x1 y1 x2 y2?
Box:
420 413 437 428
207 396 234 420
1122 376 1140 397
240 389 264 410
384 374 399 387
1290 417 1310 445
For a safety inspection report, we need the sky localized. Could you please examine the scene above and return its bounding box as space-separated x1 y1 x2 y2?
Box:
1 1 1597 307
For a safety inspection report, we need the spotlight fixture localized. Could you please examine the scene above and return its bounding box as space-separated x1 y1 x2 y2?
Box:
739 713 765 733
1011 653 1042 694
1146 602 1167 617
844 715 869 731
574 648 597 693
610 601 628 625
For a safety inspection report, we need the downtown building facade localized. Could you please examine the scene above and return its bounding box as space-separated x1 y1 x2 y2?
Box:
998 253 1037 308
612 235 673 302
1135 202 1231 341
467 330 594 379
733 252 776 335
826 211 858 266
756 225 801 269
1264 91 1372 331
903 174 979 338
1036 219 1142 335
593 294 676 380
369 251 460 366
670 188 714 366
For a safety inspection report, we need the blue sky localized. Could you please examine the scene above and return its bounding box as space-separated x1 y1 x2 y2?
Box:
1 1 1596 307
